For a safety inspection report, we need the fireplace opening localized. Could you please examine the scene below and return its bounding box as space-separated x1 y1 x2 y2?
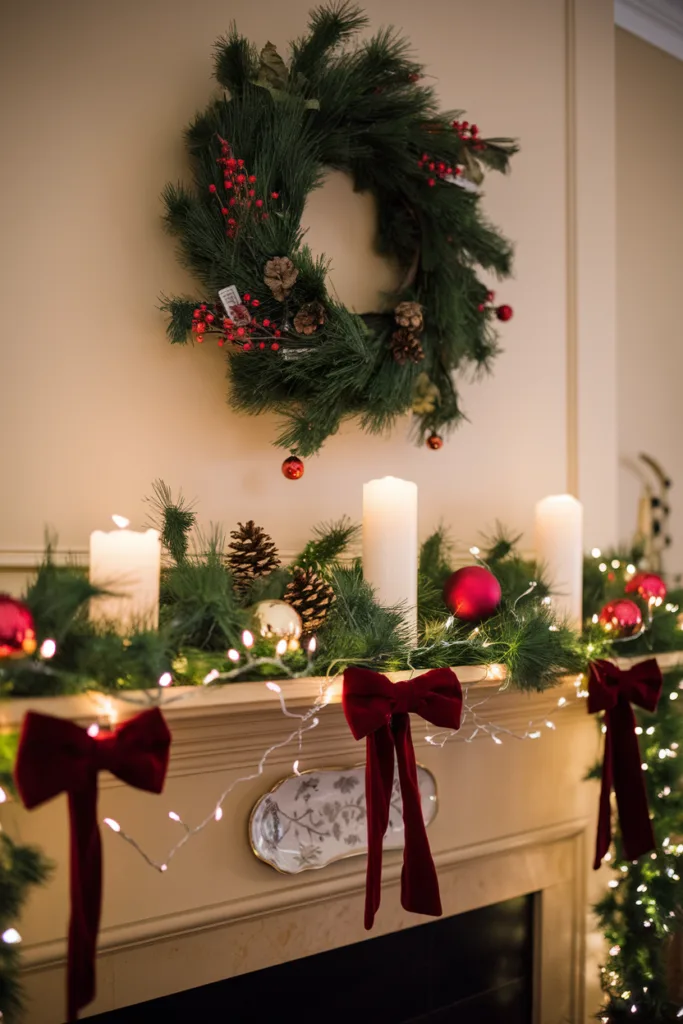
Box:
92 894 535 1023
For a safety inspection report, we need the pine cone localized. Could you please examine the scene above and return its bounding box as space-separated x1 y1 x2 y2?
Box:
264 257 298 302
284 568 335 633
390 328 424 365
228 521 281 594
394 301 423 332
293 301 326 336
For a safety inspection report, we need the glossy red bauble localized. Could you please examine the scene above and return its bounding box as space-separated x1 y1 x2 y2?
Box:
625 572 667 602
598 598 643 637
281 455 304 480
0 595 37 658
426 433 443 450
443 566 502 622
496 304 513 322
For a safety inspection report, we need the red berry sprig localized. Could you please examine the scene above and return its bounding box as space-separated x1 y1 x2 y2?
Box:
473 290 513 322
417 152 459 185
190 296 282 351
206 137 280 237
452 119 486 152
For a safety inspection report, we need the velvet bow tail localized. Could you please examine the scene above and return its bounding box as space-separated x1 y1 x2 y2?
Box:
343 666 462 930
364 714 442 930
594 695 656 869
589 659 662 870
14 708 171 1021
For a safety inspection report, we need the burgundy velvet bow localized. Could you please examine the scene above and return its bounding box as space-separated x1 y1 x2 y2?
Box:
588 658 662 870
14 708 171 1021
342 667 462 929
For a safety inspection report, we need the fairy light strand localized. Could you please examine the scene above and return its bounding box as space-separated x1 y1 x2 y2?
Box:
100 567 680 872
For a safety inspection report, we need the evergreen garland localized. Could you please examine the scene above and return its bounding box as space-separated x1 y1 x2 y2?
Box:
0 482 586 698
161 2 517 455
583 547 683 1022
0 746 52 1024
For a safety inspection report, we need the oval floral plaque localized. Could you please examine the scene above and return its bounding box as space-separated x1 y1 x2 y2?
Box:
250 764 437 874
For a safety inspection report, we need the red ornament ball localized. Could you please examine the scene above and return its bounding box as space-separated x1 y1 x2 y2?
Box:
598 598 643 637
625 572 667 602
282 455 304 480
496 304 514 322
0 596 37 658
443 566 502 622
426 433 443 450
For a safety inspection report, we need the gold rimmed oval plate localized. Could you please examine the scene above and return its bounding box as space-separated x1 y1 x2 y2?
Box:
250 763 437 874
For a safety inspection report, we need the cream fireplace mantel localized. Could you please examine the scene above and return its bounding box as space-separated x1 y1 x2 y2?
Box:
4 659 661 1024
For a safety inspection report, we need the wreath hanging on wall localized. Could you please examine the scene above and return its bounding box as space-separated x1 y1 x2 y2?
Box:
162 2 517 472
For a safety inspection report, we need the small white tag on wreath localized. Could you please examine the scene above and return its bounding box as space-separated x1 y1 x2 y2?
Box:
443 172 480 194
218 285 242 316
282 348 313 362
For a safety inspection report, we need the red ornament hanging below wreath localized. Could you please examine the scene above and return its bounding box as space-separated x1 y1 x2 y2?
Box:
282 455 304 480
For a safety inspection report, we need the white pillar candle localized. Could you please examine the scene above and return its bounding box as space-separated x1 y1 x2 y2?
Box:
363 477 418 642
89 517 161 633
534 494 584 628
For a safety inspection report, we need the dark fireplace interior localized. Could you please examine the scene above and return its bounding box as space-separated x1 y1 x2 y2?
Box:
92 893 535 1023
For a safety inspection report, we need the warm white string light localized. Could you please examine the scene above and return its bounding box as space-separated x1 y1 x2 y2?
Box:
201 630 318 685
103 678 328 872
99 560 680 873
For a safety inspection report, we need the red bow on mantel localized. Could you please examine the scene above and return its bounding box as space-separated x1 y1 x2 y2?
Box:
342 666 462 929
14 708 171 1022
588 658 662 870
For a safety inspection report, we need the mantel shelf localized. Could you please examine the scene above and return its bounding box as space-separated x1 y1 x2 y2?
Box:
2 650 682 732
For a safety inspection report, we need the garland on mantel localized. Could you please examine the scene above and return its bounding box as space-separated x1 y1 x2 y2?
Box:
161 2 517 459
4 486 683 704
0 482 592 701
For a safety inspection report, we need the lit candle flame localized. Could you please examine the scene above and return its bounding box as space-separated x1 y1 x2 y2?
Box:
111 515 130 529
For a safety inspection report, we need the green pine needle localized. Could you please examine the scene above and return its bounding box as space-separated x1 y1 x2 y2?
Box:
145 479 197 563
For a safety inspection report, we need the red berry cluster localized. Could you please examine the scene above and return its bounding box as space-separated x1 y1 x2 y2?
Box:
190 298 283 351
208 137 280 239
476 290 496 313
452 119 486 152
417 152 460 188
473 291 513 322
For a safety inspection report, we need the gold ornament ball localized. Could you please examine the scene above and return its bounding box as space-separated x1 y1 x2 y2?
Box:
251 600 302 641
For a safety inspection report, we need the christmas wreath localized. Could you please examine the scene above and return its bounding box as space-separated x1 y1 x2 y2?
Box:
162 2 517 465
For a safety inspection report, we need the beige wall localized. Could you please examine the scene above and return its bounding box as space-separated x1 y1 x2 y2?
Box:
0 0 617 566
616 29 683 572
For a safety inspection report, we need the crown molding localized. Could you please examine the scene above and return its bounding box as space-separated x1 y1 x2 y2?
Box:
615 0 683 61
